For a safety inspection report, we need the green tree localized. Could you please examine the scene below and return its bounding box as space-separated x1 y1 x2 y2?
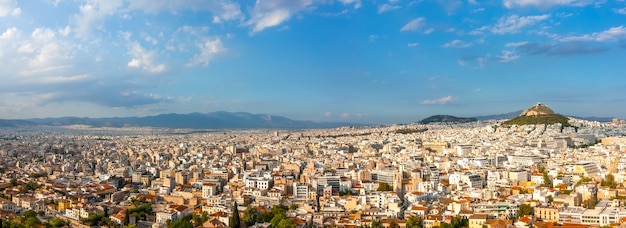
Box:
276 219 296 228
541 169 553 188
406 216 422 228
517 204 532 217
46 217 70 227
451 216 466 228
270 205 287 217
102 217 118 228
270 213 287 228
377 183 393 191
9 178 17 187
169 218 194 228
124 209 129 225
192 214 203 227
242 206 259 226
584 195 598 209
576 177 593 186
547 195 554 203
202 211 209 222
289 204 298 210
602 174 617 188
230 202 241 228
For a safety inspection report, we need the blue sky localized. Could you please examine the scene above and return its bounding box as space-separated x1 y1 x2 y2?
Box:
0 0 625 124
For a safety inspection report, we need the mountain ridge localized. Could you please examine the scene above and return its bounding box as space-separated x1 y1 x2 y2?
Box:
0 110 616 129
8 112 361 129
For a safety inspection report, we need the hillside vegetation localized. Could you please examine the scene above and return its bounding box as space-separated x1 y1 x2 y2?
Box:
503 114 571 127
419 115 477 124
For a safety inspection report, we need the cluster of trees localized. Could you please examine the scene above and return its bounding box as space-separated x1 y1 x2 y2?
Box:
377 183 394 192
503 114 571 127
394 128 428 134
583 195 599 209
19 182 42 193
82 213 108 226
0 210 70 228
167 212 209 228
539 167 553 188
128 203 152 222
406 216 423 228
436 216 469 228
576 177 593 186
517 204 532 217
240 205 295 228
360 215 466 228
6 178 43 194
601 174 617 188
81 202 154 227
339 189 356 196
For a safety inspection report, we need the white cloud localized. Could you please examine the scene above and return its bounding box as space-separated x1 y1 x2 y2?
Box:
614 7 626 15
560 26 626 42
245 0 315 33
442 39 471 48
423 28 435 34
127 41 166 73
0 26 79 89
497 50 519 62
72 0 243 37
58 26 71 37
407 42 419 47
0 27 18 39
40 74 90 84
339 0 362 9
127 0 244 22
368 34 379 42
421 96 454 105
324 112 332 117
503 0 595 8
490 14 550 34
505 41 529 47
378 4 401 13
145 35 157 45
187 38 225 67
72 0 124 38
400 17 426 32
341 112 350 118
0 0 21 17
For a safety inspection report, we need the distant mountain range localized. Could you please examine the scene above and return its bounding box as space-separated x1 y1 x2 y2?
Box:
0 112 359 129
0 109 616 129
473 111 523 121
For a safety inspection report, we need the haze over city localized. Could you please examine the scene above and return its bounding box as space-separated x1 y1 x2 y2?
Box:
1 0 625 124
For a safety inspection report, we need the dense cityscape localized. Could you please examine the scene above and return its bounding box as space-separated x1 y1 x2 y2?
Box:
2 104 626 228
1 0 625 227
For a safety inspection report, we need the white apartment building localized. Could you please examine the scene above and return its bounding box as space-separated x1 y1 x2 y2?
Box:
202 183 217 198
559 206 626 226
293 182 309 200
